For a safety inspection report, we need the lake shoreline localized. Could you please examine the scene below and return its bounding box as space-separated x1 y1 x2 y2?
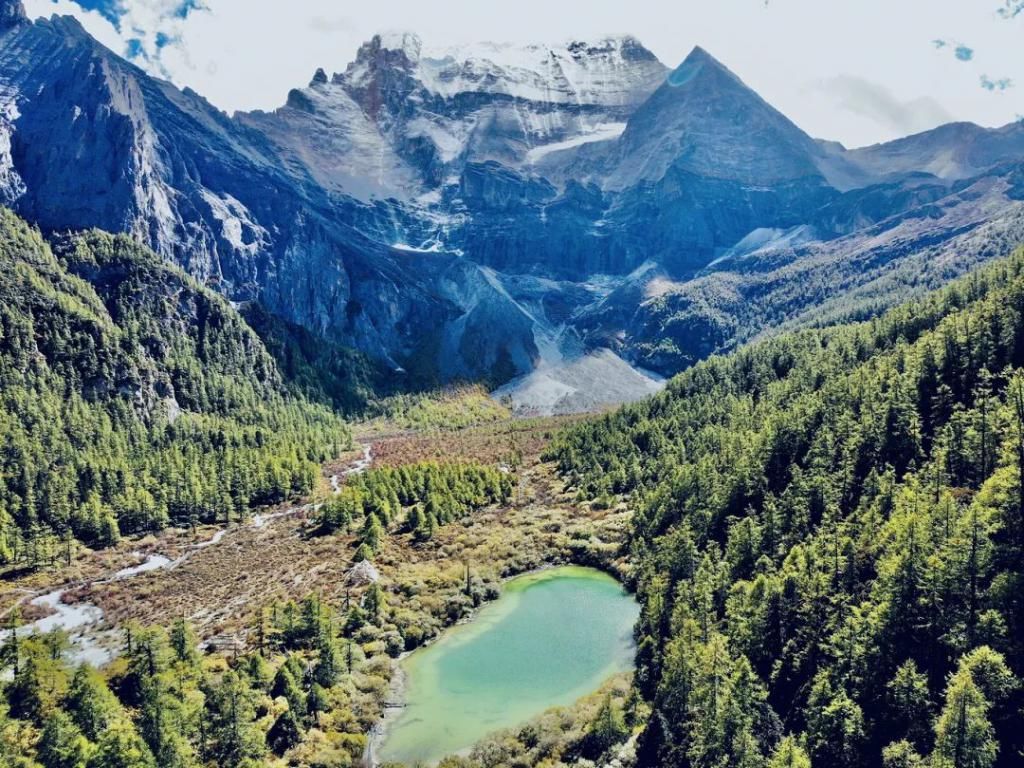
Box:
364 564 567 768
365 563 637 767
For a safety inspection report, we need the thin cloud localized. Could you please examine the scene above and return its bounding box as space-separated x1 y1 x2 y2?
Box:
308 15 357 35
811 75 955 139
31 0 209 76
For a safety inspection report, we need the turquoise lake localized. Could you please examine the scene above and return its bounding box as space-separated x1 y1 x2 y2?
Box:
376 566 639 765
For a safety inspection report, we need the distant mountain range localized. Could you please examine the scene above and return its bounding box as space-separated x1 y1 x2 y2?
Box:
2 0 1024 412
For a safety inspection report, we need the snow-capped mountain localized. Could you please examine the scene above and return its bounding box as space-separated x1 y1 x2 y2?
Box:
242 31 668 204
3 0 1024 410
0 5 542 383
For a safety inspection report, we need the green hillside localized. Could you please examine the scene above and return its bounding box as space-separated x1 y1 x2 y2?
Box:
549 250 1024 767
0 210 349 565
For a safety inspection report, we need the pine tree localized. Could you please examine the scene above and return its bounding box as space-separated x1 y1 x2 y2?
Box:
933 667 997 768
581 694 629 758
267 709 302 756
767 736 812 768
7 652 45 722
65 664 121 741
205 671 265 767
313 625 341 688
271 664 307 720
37 709 92 768
86 719 156 768
169 618 199 666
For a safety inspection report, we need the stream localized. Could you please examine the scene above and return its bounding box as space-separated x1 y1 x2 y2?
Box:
0 442 373 668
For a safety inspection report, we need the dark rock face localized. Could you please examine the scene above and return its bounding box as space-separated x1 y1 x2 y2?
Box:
2 20 1024 389
0 0 24 28
0 19 540 383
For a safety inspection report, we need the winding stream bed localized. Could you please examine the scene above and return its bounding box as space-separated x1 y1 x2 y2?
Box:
1 442 374 667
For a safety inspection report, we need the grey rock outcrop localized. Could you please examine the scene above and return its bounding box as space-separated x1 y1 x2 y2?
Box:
2 16 1024 393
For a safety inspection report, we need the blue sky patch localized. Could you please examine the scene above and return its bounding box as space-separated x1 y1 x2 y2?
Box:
980 75 1013 92
66 0 123 28
998 0 1024 19
932 39 974 63
175 0 204 19
125 37 144 58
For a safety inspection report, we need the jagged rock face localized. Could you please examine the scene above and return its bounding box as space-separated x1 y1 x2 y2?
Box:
0 0 25 28
342 32 424 126
238 77 420 201
3 17 1024 393
0 15 285 288
0 17 538 383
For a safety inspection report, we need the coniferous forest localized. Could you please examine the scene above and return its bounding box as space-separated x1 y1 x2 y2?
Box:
549 249 1024 768
317 461 513 549
0 210 350 565
5 2 1024 765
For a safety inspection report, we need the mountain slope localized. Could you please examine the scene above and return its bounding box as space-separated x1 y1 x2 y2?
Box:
549 248 1024 768
0 5 542 384
605 46 827 189
0 208 348 562
4 3 1024 401
607 177 1024 371
846 120 1024 184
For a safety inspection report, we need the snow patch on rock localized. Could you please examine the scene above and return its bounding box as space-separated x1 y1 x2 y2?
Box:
526 122 626 164
200 189 269 256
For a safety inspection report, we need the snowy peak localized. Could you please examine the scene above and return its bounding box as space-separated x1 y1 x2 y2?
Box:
272 32 671 198
413 35 668 107
607 44 824 188
678 44 726 67
567 35 660 64
666 45 745 90
335 32 667 111
339 32 423 124
373 31 424 63
344 31 423 87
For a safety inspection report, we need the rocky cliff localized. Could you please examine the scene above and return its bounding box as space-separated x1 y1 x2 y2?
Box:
2 16 1024 400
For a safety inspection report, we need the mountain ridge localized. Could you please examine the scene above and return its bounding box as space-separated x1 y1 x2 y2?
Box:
2 14 1024 404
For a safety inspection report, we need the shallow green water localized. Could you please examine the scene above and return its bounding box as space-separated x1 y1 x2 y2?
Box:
377 566 639 766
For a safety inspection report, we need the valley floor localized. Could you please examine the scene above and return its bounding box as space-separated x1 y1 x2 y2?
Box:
1 412 636 766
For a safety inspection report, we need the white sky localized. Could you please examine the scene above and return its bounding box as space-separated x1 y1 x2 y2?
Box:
23 0 1024 148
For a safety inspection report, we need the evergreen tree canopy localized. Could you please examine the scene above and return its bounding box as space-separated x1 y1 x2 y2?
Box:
551 249 1024 767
